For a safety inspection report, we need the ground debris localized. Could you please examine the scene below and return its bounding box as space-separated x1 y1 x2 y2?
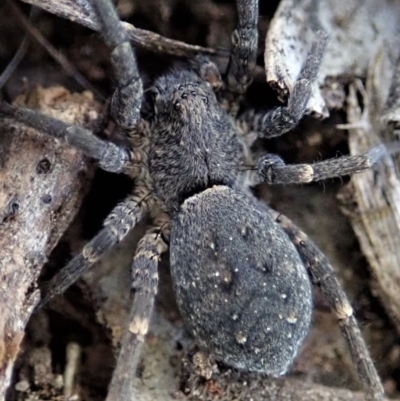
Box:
175 349 394 401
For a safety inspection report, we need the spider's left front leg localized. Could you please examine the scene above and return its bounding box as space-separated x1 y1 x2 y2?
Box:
267 207 385 401
106 214 169 401
0 101 131 174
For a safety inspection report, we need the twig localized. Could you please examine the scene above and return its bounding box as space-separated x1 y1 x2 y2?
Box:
0 7 37 89
5 0 104 99
19 0 218 58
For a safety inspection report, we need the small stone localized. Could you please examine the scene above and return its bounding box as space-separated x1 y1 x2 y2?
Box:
15 380 30 392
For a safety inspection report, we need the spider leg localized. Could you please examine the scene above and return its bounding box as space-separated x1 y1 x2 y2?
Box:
0 101 131 173
222 0 258 114
37 188 155 309
106 218 169 401
251 145 386 185
267 207 384 401
90 0 143 129
240 30 327 137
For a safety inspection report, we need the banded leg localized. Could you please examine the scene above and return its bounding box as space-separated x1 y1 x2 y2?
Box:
37 189 154 309
267 207 384 401
106 221 169 401
240 30 327 137
252 145 386 185
0 101 130 173
90 0 143 129
223 0 259 114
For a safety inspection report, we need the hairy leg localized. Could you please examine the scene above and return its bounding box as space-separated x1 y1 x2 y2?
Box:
90 0 143 129
222 0 259 115
37 186 155 309
0 101 130 173
240 30 327 137
267 207 384 401
250 145 386 185
106 217 169 401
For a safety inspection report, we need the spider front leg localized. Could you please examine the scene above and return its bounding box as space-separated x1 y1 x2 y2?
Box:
241 30 328 137
222 0 258 114
37 186 154 308
0 101 130 173
107 218 169 401
90 0 143 129
251 145 386 185
267 208 385 401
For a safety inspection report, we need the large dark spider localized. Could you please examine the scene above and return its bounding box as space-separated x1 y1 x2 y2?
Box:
0 0 387 400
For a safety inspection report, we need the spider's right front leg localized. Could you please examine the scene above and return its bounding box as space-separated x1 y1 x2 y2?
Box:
37 186 154 308
90 0 143 129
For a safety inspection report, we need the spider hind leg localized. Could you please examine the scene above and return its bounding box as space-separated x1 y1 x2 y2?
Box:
269 207 385 401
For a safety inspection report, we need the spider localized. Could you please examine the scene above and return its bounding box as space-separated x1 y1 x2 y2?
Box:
0 0 387 400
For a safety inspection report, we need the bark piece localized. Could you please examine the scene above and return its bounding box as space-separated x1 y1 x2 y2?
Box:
0 86 98 398
338 47 400 334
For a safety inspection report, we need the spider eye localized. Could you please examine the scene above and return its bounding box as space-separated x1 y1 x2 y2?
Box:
174 100 181 110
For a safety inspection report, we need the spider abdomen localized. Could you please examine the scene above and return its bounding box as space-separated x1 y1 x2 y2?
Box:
170 186 312 375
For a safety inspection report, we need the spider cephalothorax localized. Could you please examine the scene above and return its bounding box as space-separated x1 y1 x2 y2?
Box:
150 69 242 211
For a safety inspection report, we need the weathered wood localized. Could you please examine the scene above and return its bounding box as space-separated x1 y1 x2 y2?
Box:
265 0 400 115
0 86 98 398
338 48 400 334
